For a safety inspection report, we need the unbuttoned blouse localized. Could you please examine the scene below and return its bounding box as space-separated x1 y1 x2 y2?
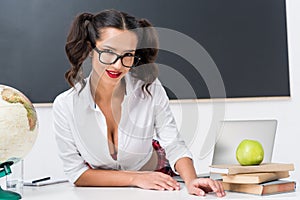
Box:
53 73 192 183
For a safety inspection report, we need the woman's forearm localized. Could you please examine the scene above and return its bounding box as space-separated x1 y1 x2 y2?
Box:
174 157 197 184
74 168 180 191
74 169 138 187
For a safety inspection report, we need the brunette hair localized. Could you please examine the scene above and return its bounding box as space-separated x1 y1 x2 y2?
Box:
65 9 158 94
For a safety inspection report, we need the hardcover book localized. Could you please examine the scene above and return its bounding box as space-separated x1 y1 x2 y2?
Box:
222 171 290 184
222 180 296 195
209 163 294 175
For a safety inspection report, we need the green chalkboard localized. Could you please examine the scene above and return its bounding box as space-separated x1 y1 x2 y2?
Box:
0 0 290 103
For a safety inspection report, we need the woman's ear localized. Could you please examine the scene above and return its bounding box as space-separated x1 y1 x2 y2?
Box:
89 51 93 57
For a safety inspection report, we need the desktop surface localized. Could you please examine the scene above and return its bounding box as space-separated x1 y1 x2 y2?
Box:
18 182 299 200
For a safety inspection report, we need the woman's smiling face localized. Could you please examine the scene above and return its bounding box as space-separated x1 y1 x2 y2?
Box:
91 28 138 86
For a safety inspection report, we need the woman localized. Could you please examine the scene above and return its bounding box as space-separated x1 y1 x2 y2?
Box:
53 9 225 197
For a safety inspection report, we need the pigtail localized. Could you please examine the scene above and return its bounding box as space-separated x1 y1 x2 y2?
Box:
131 18 159 95
65 13 95 87
137 19 159 63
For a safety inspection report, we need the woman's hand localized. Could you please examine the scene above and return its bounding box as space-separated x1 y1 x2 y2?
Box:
131 171 180 191
186 178 226 197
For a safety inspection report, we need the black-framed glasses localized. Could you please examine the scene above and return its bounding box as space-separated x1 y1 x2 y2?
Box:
94 47 141 68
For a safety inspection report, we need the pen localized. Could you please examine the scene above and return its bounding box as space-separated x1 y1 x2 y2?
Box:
32 176 51 184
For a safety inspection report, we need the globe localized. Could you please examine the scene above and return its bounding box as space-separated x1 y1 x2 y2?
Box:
0 85 38 199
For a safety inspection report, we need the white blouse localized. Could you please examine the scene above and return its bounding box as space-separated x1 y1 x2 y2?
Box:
53 73 192 184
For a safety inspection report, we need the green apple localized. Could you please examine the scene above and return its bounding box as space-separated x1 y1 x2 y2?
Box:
236 139 264 166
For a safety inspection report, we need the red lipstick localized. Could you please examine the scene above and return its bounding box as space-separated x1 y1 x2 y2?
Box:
106 70 122 78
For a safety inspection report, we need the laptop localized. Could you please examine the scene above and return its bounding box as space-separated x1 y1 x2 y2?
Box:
209 119 277 179
175 119 277 182
211 119 277 165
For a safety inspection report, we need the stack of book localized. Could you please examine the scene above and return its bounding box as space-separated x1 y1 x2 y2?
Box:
209 163 296 195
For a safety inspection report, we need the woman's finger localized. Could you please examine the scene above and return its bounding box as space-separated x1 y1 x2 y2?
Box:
152 184 165 191
157 172 180 190
216 180 226 196
206 179 221 192
189 184 206 196
154 179 175 190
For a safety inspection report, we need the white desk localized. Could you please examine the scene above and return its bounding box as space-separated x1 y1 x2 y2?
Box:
15 182 299 200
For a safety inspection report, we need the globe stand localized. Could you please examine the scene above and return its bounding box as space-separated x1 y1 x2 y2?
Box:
0 161 22 200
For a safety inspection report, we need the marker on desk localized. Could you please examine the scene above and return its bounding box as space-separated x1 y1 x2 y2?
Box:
32 176 51 184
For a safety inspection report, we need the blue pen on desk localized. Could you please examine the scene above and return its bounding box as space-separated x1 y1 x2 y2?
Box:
32 176 51 184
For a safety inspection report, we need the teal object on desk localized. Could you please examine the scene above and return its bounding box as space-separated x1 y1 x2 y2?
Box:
0 161 21 200
0 187 21 200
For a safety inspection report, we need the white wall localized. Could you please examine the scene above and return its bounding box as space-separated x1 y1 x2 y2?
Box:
20 0 300 183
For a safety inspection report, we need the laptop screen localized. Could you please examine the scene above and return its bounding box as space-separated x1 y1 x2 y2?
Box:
211 119 277 165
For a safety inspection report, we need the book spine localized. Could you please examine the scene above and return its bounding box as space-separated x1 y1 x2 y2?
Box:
262 182 296 195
